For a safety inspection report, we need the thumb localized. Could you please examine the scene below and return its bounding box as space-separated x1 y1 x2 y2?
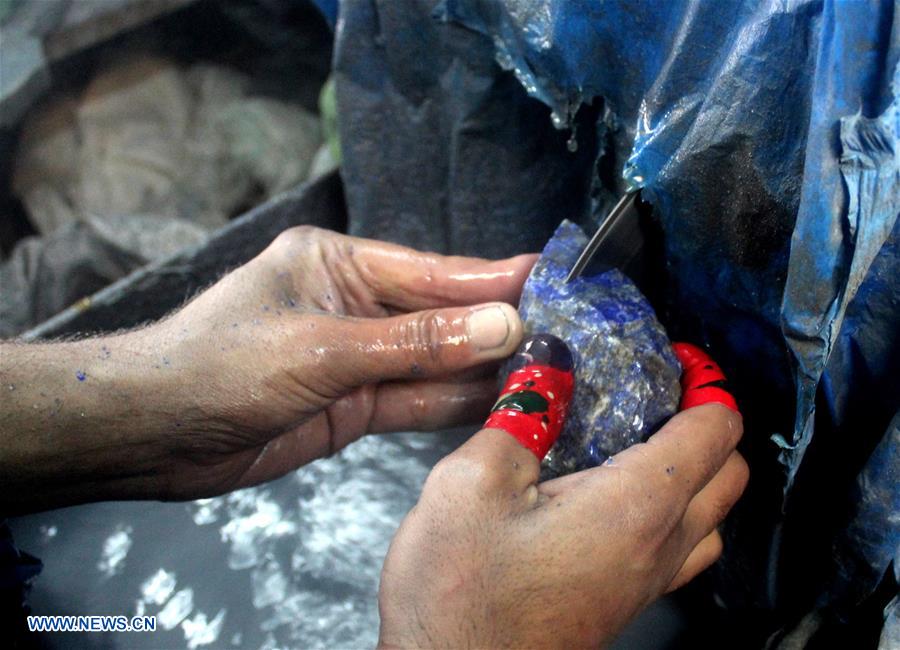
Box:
483 333 575 459
333 302 523 385
432 334 575 496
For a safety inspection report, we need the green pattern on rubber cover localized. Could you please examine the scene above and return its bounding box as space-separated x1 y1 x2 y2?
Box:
492 390 549 415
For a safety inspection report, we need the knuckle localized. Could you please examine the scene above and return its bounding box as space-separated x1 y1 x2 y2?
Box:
406 395 431 430
734 452 750 492
696 531 724 570
701 407 744 468
270 225 324 258
724 408 744 447
710 530 724 555
618 478 681 538
424 453 501 498
708 496 734 526
400 310 447 365
709 475 745 524
624 530 671 576
714 453 750 517
423 455 463 492
631 499 682 538
708 536 724 564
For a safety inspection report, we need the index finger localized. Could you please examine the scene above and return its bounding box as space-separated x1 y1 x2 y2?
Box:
540 403 742 516
347 236 538 311
610 403 744 512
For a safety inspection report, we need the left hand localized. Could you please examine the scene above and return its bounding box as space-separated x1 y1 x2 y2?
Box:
150 226 536 497
1 226 535 512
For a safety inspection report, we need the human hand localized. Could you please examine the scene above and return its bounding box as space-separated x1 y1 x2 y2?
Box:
378 340 747 649
148 226 536 498
1 227 537 513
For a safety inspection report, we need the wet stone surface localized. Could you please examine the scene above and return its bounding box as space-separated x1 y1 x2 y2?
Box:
515 220 681 478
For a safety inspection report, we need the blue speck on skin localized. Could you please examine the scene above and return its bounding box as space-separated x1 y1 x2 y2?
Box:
75 370 86 382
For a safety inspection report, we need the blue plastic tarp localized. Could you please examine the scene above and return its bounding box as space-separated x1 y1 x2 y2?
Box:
326 0 899 644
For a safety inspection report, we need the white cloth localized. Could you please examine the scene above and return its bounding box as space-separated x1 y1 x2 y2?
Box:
13 55 321 246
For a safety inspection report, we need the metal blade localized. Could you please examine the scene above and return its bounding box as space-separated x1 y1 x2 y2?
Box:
565 190 641 283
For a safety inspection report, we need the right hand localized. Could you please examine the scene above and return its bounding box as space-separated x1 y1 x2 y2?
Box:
378 401 747 648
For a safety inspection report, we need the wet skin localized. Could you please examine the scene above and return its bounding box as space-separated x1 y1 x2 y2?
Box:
0 227 748 649
0 226 535 512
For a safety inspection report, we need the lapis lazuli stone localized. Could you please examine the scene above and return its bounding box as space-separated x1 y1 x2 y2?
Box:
515 220 682 478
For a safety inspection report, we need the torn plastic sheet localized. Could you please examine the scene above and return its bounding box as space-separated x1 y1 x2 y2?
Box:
333 0 899 642
778 9 900 489
434 0 898 470
826 411 900 628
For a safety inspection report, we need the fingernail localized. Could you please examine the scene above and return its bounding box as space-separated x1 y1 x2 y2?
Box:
467 305 512 351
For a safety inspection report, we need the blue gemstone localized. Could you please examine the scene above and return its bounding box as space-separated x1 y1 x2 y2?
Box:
515 220 682 478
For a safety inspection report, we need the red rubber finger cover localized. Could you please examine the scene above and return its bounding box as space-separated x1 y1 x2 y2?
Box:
672 342 739 413
484 334 575 459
